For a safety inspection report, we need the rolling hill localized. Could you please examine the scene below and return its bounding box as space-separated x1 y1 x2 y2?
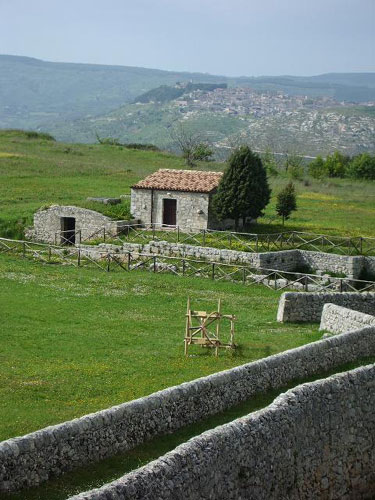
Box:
1 55 375 156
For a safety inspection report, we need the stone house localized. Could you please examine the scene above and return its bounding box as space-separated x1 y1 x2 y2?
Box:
131 169 241 230
26 205 132 245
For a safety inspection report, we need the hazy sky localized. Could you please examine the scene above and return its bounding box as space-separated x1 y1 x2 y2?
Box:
0 0 374 76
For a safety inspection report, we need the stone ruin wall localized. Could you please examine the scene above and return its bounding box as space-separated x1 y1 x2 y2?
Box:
320 303 375 336
71 364 375 500
79 240 375 278
277 292 375 323
26 206 136 244
1 324 375 494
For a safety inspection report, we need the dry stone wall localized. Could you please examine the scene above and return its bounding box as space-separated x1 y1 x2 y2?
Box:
81 241 375 278
1 325 375 493
71 364 375 500
277 292 375 322
320 303 375 336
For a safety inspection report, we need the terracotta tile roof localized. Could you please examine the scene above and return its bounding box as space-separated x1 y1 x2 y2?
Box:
132 169 223 193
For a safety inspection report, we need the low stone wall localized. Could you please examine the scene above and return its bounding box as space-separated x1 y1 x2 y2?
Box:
320 303 375 336
277 292 375 323
1 325 375 493
300 250 364 279
81 240 375 278
71 364 375 500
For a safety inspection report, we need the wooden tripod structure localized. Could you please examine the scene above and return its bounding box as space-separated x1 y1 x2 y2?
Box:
184 298 236 357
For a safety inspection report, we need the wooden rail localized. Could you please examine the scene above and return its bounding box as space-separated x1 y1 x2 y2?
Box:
1 237 375 293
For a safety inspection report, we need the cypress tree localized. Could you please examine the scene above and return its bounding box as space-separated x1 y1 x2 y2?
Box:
213 146 271 230
276 182 297 225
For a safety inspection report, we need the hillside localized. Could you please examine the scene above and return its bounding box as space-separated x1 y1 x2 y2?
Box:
1 54 375 145
49 86 375 156
0 129 374 241
0 55 225 130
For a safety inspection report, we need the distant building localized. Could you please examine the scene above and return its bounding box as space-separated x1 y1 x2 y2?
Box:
131 169 243 231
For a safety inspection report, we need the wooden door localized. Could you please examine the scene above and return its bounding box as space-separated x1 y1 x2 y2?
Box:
163 199 177 226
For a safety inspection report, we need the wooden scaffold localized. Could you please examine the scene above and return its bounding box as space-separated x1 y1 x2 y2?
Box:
184 297 236 356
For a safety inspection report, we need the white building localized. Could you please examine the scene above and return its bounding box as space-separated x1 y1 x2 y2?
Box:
131 169 240 231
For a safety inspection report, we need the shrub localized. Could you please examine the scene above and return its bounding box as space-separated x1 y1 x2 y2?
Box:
308 155 326 179
288 164 304 180
324 151 350 178
347 153 375 180
24 130 55 141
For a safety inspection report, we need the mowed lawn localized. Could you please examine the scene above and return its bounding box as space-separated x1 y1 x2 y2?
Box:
0 253 320 441
0 129 374 238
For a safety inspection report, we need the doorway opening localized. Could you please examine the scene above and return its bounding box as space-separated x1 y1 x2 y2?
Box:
60 217 76 245
162 199 177 226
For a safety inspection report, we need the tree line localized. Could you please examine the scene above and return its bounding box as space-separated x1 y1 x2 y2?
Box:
263 149 375 181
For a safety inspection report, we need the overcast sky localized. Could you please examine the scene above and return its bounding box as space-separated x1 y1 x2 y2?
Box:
0 0 374 76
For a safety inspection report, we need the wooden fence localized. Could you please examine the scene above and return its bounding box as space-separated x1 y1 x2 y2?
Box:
54 224 375 256
1 237 375 294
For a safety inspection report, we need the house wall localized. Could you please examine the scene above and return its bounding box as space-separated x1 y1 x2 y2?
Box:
130 189 241 230
131 188 210 229
26 206 126 244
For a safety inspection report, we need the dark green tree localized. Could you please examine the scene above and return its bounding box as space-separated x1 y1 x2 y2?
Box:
324 151 350 178
276 182 297 225
308 155 326 179
347 153 375 180
213 146 271 230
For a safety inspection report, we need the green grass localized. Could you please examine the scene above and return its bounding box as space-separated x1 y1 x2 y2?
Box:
0 252 320 441
4 356 374 500
0 130 374 240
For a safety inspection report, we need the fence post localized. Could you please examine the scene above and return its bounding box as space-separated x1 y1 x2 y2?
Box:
202 229 206 247
177 226 180 243
48 246 52 262
153 255 157 272
106 254 111 272
127 252 131 270
77 249 81 266
340 279 343 292
304 276 308 292
103 228 106 242
212 263 215 280
152 224 155 241
360 237 363 255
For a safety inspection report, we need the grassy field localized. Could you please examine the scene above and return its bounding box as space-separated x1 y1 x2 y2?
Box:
6 356 374 500
0 252 320 441
0 129 374 239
